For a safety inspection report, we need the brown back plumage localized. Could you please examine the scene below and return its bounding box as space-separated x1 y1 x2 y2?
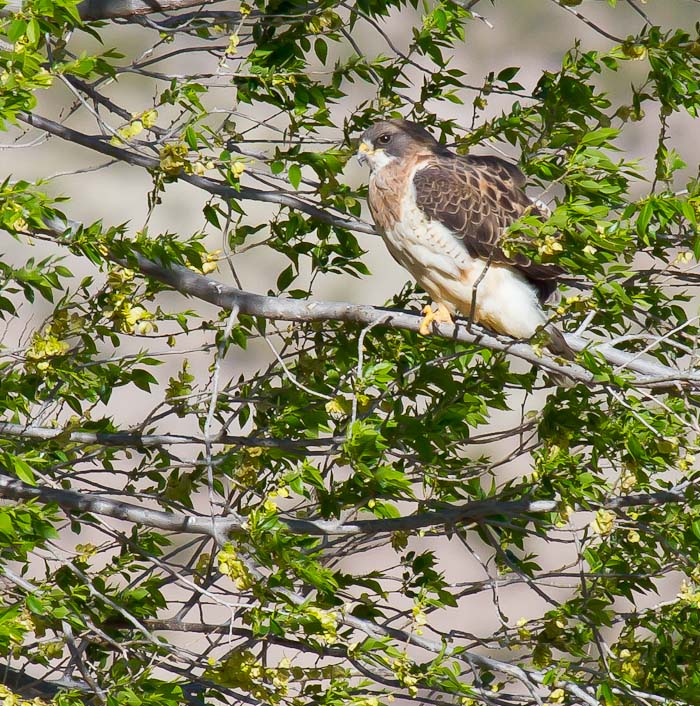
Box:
413 153 563 302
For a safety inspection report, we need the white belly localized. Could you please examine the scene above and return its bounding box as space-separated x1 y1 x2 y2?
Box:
383 191 546 340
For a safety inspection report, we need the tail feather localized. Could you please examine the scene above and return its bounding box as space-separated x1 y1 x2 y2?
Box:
545 324 575 360
542 324 576 387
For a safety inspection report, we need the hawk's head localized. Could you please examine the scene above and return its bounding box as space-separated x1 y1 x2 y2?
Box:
357 119 442 171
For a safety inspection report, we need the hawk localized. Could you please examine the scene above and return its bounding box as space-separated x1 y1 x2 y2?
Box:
357 119 570 356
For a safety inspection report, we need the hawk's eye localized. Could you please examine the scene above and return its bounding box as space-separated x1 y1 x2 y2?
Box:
377 133 392 145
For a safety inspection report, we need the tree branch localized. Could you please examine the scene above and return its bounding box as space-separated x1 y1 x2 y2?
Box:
1 0 229 21
31 215 697 390
20 107 697 387
119 249 700 389
0 422 344 452
0 474 237 542
18 111 375 235
0 665 89 699
0 474 691 540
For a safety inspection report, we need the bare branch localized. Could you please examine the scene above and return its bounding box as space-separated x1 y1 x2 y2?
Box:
0 422 344 451
0 474 691 540
0 474 237 543
18 111 375 235
552 0 625 42
1 0 229 20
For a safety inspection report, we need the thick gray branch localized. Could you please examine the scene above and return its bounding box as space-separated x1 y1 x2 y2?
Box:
125 250 700 388
0 474 690 540
0 422 343 452
0 474 237 543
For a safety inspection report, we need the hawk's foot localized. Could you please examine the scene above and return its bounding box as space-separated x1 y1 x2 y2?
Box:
419 303 453 335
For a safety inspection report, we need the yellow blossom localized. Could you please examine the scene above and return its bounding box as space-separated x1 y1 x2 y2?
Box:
549 688 566 703
194 552 211 584
217 544 253 590
617 647 644 681
186 249 221 275
141 109 158 128
619 470 636 492
538 235 563 256
306 606 338 644
325 397 349 419
412 605 427 626
109 303 154 334
591 509 615 536
160 143 189 174
75 543 98 557
231 160 246 179
226 33 240 55
678 580 700 606
555 504 573 527
108 267 135 286
112 120 144 146
679 452 696 472
516 617 531 640
25 333 70 372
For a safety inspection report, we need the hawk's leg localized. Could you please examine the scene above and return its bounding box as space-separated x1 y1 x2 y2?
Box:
419 302 453 335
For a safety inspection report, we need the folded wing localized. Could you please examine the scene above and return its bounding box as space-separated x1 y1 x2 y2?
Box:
412 154 563 302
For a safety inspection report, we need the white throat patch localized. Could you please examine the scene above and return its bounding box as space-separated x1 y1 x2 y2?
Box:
365 146 397 172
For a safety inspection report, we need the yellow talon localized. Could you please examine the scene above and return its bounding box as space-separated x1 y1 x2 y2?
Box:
419 305 434 335
419 302 453 335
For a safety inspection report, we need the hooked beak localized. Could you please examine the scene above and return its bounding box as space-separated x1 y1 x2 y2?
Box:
357 140 373 166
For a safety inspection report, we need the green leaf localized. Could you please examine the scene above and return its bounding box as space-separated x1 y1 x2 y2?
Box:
131 369 157 391
288 164 302 189
184 125 198 150
314 39 327 64
13 459 35 485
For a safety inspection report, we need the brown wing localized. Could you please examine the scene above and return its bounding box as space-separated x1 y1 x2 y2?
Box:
413 153 563 301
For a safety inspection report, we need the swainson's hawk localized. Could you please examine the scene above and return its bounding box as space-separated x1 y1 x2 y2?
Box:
357 119 570 356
